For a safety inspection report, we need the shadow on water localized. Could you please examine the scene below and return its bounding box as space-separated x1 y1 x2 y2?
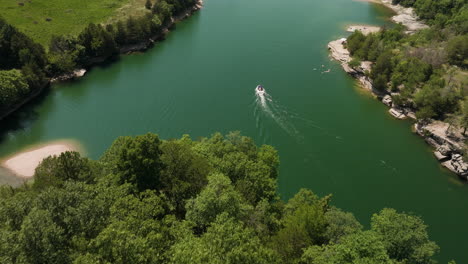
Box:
0 87 52 143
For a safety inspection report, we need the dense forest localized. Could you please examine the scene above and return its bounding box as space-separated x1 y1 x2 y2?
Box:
346 0 467 125
0 132 447 263
0 0 197 118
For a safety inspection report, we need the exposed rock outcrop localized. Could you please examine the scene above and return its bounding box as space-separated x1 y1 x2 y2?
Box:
378 0 429 33
51 69 87 83
328 39 383 96
346 25 381 35
382 95 392 106
328 5 465 179
415 123 468 179
389 108 406 119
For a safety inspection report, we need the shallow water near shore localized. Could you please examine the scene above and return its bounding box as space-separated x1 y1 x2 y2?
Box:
0 0 467 262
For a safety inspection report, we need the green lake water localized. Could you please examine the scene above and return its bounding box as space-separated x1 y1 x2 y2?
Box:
1 0 467 262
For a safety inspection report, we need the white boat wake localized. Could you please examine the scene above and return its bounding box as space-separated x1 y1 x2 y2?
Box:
254 85 342 142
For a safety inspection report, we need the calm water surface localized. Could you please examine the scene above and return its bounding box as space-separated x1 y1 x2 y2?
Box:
1 0 467 262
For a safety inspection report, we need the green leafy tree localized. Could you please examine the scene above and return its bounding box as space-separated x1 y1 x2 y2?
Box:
152 0 173 23
102 133 164 192
18 209 68 264
272 189 331 262
114 21 127 45
348 58 361 69
170 213 280 264
447 35 468 68
460 98 468 134
160 138 210 217
185 173 251 231
78 23 117 59
33 151 96 190
324 207 362 243
0 69 29 109
300 231 393 264
371 208 439 264
373 74 388 91
88 221 159 264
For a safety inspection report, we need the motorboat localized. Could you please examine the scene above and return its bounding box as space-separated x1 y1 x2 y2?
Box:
256 85 265 95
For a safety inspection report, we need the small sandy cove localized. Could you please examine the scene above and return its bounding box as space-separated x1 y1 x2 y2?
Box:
1 140 82 178
347 25 381 35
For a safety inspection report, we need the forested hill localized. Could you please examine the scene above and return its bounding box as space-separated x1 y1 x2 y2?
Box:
0 133 445 263
346 0 467 125
0 0 198 120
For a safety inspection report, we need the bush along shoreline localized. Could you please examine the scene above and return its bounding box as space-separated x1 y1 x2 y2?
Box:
0 0 202 121
328 0 468 180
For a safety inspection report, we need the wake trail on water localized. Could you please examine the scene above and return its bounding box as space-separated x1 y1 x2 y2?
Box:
255 90 302 140
254 88 342 142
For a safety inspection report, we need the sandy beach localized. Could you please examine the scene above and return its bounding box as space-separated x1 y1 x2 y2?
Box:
347 25 381 35
1 140 82 178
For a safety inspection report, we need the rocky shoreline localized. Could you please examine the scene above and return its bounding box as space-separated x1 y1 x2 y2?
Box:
356 0 428 33
378 0 428 33
328 2 468 180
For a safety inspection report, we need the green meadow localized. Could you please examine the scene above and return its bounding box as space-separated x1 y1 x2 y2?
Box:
0 0 148 47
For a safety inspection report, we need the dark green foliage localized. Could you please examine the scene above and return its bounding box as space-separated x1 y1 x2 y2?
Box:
300 231 394 264
345 0 467 123
152 0 173 24
33 151 96 190
391 57 433 91
170 213 280 264
78 23 117 59
447 35 468 68
0 17 47 71
145 0 152 10
0 69 29 110
346 30 366 58
160 137 210 217
324 207 362 243
373 74 389 91
18 209 69 264
371 50 394 81
271 189 331 262
371 208 439 264
0 0 196 117
47 35 83 74
103 133 164 191
0 133 442 264
185 173 251 231
348 58 361 68
194 132 279 205
0 16 48 115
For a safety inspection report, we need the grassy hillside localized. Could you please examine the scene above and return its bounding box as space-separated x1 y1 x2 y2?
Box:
0 0 148 47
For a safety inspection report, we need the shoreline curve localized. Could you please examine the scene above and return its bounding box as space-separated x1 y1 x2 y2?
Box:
0 139 84 179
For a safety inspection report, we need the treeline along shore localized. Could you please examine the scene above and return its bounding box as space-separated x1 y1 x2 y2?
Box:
329 0 468 179
0 0 202 121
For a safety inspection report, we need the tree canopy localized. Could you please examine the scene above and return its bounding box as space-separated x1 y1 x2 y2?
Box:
0 132 446 264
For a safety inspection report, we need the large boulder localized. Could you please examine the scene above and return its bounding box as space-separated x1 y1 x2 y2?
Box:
437 144 452 156
382 95 392 107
